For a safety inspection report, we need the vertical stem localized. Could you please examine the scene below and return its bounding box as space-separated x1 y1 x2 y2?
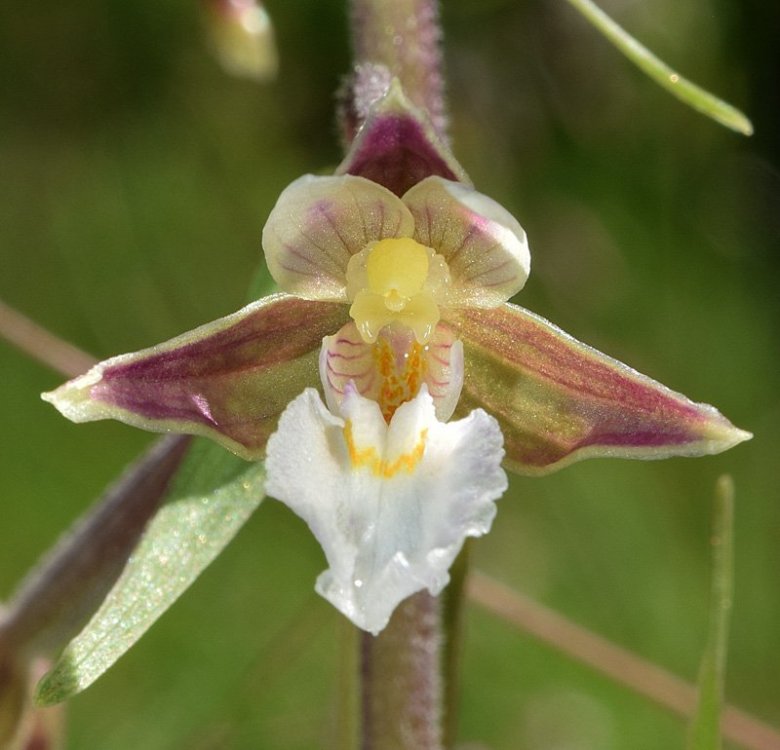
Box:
440 543 471 747
346 3 452 748
336 617 361 750
349 0 448 137
360 591 443 750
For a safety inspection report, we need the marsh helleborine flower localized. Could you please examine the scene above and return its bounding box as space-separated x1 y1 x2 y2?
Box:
44 82 750 633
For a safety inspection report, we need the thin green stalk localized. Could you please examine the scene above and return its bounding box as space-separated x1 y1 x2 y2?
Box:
687 475 735 750
564 0 753 135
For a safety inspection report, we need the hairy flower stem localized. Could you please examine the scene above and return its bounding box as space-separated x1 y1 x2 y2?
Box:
349 0 448 138
360 591 443 750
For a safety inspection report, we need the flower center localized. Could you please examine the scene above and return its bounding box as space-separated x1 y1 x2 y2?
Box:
347 237 448 344
366 238 429 309
372 332 426 422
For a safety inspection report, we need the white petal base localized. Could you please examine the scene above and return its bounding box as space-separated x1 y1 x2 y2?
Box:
265 386 507 634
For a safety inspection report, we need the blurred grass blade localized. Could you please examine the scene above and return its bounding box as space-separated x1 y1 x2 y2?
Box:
564 0 753 135
687 475 735 750
35 439 264 706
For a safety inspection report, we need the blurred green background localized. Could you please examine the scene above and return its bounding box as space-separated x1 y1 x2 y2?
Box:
1 0 777 748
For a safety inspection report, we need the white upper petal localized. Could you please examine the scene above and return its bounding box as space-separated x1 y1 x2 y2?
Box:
264 386 507 634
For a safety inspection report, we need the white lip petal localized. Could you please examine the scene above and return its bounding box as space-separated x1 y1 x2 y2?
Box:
264 386 507 634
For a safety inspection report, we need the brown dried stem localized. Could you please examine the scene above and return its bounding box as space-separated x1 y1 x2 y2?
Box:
0 299 96 377
468 572 780 750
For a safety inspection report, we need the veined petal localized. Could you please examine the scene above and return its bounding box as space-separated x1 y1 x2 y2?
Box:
43 294 349 460
265 386 506 634
319 321 464 422
448 304 751 475
404 177 531 307
337 79 471 197
262 174 413 300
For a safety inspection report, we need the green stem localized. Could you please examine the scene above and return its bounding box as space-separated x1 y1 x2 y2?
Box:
360 591 443 750
564 0 753 135
336 617 361 750
687 475 734 750
441 543 471 747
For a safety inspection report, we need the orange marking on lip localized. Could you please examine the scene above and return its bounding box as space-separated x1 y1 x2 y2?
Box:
372 337 427 422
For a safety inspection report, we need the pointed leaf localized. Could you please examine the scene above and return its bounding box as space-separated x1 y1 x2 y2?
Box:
0 437 191 662
35 439 264 705
687 476 734 750
337 79 470 196
448 304 751 474
43 294 349 460
565 0 752 135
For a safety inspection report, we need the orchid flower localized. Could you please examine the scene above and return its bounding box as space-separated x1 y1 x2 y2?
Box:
43 81 750 633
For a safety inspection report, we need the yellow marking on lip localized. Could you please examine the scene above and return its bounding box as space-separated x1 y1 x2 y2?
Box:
343 420 428 478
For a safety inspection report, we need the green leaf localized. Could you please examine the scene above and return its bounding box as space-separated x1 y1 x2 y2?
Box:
687 475 734 750
34 439 265 706
564 0 753 135
1 436 191 661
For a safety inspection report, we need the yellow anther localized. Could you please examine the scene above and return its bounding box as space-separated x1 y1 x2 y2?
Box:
348 237 442 344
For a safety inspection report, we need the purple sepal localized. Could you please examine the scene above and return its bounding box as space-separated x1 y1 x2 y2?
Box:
337 79 469 196
44 294 350 460
448 304 751 474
